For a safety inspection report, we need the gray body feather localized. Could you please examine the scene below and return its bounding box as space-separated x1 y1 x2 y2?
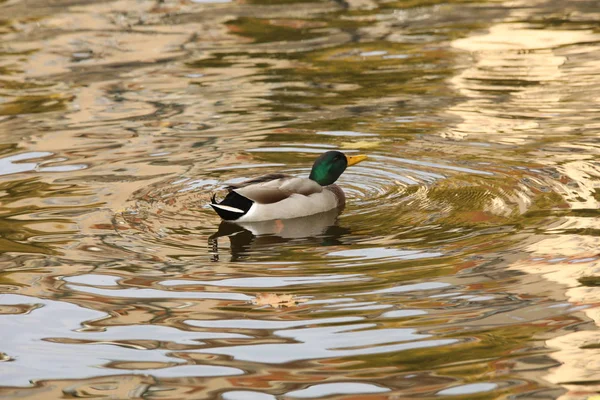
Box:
221 174 344 222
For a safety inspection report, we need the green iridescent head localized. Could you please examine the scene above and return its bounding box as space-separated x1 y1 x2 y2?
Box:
308 151 367 186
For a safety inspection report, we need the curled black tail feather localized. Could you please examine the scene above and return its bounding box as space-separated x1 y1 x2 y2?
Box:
209 190 254 221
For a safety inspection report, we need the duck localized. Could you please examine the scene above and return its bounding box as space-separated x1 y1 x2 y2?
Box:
210 151 367 222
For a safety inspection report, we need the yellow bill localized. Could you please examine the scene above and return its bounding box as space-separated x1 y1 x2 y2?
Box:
346 154 367 166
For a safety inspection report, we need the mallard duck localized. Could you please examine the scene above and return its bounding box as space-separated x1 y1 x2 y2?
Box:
210 151 367 222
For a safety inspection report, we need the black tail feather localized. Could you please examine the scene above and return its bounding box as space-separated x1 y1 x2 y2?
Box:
209 191 254 221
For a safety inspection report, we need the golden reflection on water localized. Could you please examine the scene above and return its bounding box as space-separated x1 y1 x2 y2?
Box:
1 0 600 398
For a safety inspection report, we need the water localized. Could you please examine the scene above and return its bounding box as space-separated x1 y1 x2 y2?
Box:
0 0 599 398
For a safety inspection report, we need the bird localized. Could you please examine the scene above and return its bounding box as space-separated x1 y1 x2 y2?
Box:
210 151 367 222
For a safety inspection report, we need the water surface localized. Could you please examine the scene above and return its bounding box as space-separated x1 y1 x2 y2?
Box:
1 0 600 398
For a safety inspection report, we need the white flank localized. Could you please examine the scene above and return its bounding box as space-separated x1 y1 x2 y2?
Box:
236 192 339 222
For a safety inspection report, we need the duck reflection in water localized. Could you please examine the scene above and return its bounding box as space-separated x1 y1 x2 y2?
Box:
209 208 349 261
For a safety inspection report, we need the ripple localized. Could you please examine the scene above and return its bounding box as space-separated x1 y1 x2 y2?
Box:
197 322 458 364
186 316 363 330
2 0 599 397
0 152 52 175
118 145 536 265
161 274 365 288
438 383 499 396
0 295 244 386
316 130 377 137
66 284 252 301
63 274 121 286
381 309 427 318
113 147 528 271
360 282 451 295
286 382 390 398
222 392 276 400
327 248 442 262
